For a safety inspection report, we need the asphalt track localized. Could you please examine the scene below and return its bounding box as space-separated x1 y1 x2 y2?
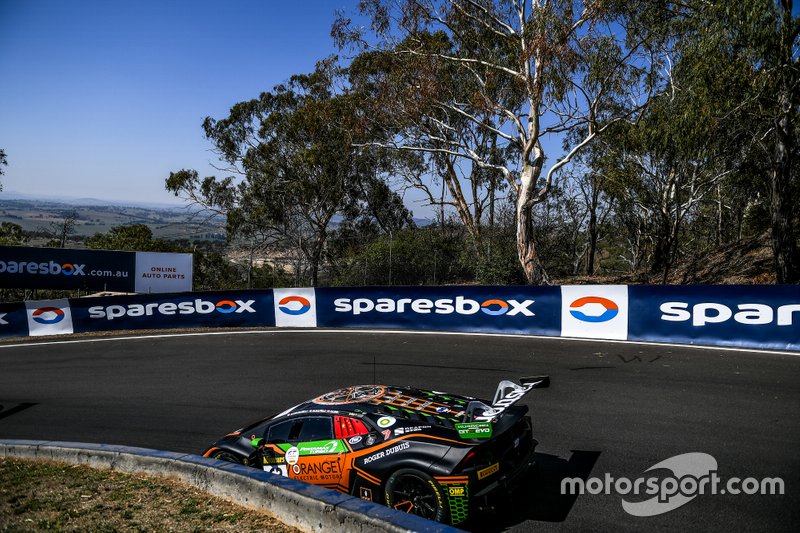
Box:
0 329 797 532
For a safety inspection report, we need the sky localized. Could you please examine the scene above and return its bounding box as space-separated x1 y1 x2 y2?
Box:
0 0 361 208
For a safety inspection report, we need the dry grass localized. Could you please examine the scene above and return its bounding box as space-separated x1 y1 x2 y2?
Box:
0 458 302 532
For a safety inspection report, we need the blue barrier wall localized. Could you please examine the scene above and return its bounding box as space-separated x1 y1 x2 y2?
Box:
1 285 798 351
315 286 561 335
629 285 800 351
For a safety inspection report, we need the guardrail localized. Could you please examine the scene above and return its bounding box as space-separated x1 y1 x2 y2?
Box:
1 284 798 351
0 440 463 533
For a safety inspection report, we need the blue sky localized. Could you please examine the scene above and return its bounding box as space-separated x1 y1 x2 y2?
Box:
0 0 357 207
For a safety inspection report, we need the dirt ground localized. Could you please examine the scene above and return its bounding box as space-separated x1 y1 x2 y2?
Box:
0 458 302 532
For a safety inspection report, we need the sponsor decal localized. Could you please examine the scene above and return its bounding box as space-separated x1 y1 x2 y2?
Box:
0 260 86 276
291 458 342 481
474 379 542 422
394 425 432 436
561 285 629 340
278 296 311 315
478 463 500 480
359 487 373 501
134 251 192 293
26 299 73 337
448 486 466 497
379 431 390 442
87 298 256 321
263 464 288 477
569 296 619 323
314 385 386 405
348 436 363 445
377 416 396 428
279 440 346 456
31 307 65 325
274 287 317 327
333 296 534 317
660 301 800 326
285 446 299 465
435 406 450 414
455 421 493 439
363 441 411 464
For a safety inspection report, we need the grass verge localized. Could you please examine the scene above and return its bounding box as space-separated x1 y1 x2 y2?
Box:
0 458 302 532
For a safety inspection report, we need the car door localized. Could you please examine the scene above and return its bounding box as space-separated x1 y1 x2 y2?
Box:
265 415 346 488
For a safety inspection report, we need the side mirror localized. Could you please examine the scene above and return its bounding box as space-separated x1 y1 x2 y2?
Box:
251 437 265 449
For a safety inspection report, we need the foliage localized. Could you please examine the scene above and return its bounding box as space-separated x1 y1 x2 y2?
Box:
331 225 474 286
0 148 7 190
336 0 666 283
167 59 413 287
86 224 180 252
0 222 27 246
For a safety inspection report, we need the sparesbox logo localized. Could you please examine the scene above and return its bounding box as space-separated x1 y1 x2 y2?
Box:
88 298 256 320
278 296 311 315
0 260 85 276
333 296 534 316
569 296 619 323
32 307 66 324
660 302 800 326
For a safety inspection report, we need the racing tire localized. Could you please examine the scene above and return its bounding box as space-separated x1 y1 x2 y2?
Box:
384 468 449 524
210 450 242 464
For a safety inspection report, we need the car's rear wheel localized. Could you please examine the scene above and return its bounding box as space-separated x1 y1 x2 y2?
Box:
384 468 448 523
210 450 242 464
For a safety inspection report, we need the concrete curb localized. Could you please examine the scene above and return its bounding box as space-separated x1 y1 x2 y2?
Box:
0 440 465 533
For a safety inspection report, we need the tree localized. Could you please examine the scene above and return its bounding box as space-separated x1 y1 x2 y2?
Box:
86 224 178 252
167 59 412 286
0 222 27 246
42 210 78 248
0 149 7 190
335 0 665 283
596 90 734 282
671 0 800 282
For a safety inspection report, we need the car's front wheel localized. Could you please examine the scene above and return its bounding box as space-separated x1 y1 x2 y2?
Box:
210 450 242 464
384 468 448 523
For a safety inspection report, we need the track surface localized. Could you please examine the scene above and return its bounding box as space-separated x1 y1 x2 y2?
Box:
0 330 797 532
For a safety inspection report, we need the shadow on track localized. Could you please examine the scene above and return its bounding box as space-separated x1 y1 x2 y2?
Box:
467 450 601 532
0 403 37 421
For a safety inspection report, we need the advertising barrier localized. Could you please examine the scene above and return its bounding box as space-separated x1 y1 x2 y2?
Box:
314 286 561 336
0 246 136 291
1 285 798 352
69 290 275 333
629 285 800 352
0 246 192 293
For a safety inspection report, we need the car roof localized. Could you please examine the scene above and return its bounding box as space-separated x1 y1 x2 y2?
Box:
283 385 485 429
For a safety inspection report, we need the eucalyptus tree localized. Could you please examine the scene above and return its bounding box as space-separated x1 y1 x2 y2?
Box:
335 0 666 283
166 59 412 287
673 0 800 282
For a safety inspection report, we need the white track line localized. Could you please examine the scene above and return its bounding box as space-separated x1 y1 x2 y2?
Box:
0 328 797 357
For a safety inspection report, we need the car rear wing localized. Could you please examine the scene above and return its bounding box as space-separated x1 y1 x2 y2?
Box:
464 376 550 423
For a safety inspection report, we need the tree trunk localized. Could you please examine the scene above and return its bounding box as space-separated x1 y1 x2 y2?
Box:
586 183 599 276
651 213 673 282
771 91 799 283
515 165 549 284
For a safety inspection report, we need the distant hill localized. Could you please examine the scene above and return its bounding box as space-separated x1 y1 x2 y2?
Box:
1 191 184 210
0 197 225 242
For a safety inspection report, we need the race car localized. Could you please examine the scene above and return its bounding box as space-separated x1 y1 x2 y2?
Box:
202 377 549 526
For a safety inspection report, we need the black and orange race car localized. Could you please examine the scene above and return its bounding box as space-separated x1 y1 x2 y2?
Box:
202 377 549 526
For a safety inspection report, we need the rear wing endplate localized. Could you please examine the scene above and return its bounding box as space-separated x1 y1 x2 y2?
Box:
464 376 549 423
